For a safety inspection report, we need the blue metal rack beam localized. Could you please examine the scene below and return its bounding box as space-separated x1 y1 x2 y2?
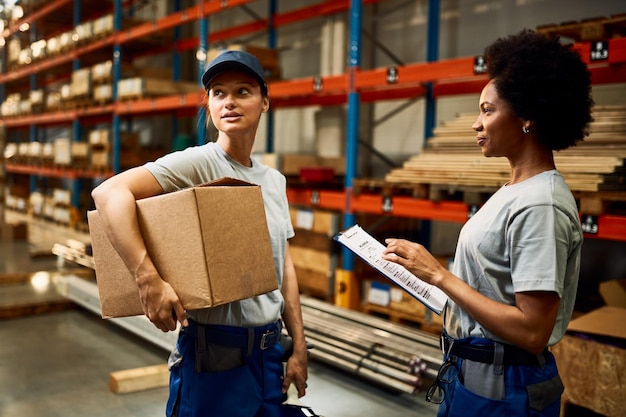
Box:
112 0 123 174
197 15 208 146
265 0 277 153
341 0 363 272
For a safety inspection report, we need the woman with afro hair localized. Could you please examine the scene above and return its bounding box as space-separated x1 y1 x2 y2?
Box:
383 29 592 416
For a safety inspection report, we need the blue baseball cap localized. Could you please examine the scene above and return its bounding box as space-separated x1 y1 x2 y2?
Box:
201 50 268 95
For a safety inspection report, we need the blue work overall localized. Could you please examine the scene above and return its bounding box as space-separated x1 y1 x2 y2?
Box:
167 320 285 417
434 333 563 417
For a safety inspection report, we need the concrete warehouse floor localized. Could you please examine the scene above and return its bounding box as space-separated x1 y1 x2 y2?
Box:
0 219 440 417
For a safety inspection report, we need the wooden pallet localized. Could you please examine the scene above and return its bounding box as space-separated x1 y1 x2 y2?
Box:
536 13 626 42
52 240 94 269
362 303 443 335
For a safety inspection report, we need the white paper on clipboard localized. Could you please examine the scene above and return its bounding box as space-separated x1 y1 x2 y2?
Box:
335 224 448 315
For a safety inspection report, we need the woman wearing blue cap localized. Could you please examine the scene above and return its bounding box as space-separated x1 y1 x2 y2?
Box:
92 50 308 417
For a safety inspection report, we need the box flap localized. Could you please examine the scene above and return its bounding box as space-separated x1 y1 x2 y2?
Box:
599 279 626 308
202 177 256 187
195 185 278 306
567 305 626 340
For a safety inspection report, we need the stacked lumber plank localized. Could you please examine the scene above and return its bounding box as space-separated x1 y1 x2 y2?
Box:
385 106 626 192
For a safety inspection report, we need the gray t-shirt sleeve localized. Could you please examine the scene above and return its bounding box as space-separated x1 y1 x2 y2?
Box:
508 204 573 296
143 144 226 191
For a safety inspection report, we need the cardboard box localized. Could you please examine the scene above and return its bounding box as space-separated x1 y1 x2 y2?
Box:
553 307 626 417
88 178 278 318
280 154 346 176
117 77 199 100
1 221 28 241
599 279 626 309
552 281 626 417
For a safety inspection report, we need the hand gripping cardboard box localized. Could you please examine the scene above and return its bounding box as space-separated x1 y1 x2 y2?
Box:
88 177 278 318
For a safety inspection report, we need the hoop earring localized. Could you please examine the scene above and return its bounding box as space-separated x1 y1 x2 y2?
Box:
522 126 530 134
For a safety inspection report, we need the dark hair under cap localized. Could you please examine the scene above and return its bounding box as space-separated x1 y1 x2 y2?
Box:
201 50 268 95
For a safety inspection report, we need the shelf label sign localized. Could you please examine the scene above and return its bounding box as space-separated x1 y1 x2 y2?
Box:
310 190 320 206
313 77 323 92
590 41 608 61
474 56 487 74
386 67 398 84
468 204 479 219
382 196 393 212
581 215 599 234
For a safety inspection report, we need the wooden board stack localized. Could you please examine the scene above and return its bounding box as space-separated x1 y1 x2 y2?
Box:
385 106 626 193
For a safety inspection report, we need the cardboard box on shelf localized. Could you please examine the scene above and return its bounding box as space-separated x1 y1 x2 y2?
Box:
90 150 110 169
92 14 114 37
71 68 92 98
88 177 278 318
599 278 626 308
54 138 72 166
73 21 93 45
117 77 199 100
280 154 345 176
1 221 27 241
389 287 427 318
552 279 626 417
93 84 112 103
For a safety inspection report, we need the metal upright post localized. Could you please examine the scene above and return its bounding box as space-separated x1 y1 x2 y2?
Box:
419 0 440 249
424 0 439 139
335 0 362 309
265 0 277 153
29 22 38 196
197 10 208 146
112 0 123 173
172 0 182 150
71 0 82 208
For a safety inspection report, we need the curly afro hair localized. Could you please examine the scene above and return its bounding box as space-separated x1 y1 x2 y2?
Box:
484 29 594 151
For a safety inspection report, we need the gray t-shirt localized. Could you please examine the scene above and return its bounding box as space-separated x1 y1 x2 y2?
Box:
444 170 583 346
144 142 294 327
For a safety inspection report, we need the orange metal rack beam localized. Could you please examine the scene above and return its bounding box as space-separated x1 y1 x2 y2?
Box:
286 188 346 212
287 188 626 241
594 215 626 242
2 104 115 128
114 92 203 116
5 163 113 180
573 36 626 65
4 0 72 38
287 188 469 223
355 56 478 89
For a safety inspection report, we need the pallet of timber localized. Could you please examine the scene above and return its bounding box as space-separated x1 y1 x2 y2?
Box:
389 106 626 193
353 178 433 199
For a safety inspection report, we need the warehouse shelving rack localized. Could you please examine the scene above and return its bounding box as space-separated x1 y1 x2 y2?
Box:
2 2 626 242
